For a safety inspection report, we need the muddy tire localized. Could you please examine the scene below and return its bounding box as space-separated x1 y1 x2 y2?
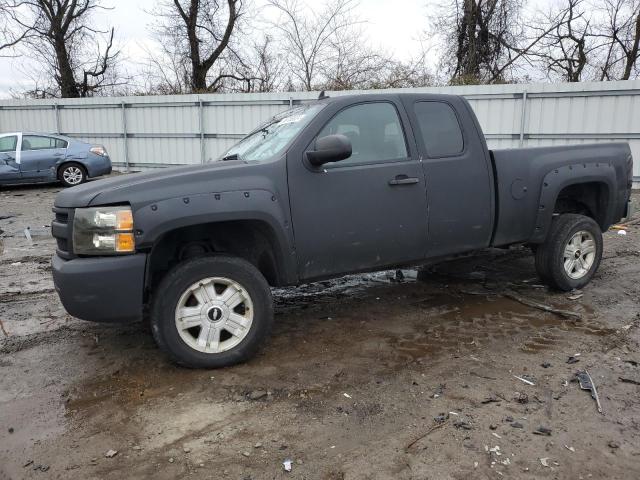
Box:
534 214 603 291
58 162 87 187
150 255 273 368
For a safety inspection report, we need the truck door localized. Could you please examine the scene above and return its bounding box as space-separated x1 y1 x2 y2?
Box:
287 99 429 281
20 135 65 179
402 98 494 257
0 135 20 182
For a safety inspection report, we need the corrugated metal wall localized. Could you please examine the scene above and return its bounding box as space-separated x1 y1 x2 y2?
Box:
1 81 638 184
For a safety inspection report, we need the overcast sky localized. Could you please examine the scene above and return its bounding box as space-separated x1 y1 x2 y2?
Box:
0 0 550 97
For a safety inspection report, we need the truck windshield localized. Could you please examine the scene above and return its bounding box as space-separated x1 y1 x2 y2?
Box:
218 104 324 162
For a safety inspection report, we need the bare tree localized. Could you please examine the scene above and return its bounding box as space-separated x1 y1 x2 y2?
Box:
7 0 120 97
594 0 640 80
150 0 243 93
319 25 389 90
320 28 435 90
529 0 600 82
267 0 360 91
0 1 31 55
233 35 287 92
432 0 527 84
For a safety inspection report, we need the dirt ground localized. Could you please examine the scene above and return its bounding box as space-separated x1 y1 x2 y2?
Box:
1 181 639 480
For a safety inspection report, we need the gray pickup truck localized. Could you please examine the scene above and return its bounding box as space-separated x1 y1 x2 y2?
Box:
51 93 634 368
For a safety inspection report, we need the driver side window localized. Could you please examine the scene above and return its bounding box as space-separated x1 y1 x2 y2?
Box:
0 136 17 153
317 102 408 166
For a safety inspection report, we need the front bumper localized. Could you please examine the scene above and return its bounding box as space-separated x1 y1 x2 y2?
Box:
52 253 147 323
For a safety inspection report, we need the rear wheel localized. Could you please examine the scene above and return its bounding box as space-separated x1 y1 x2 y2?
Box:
534 214 602 291
59 162 87 187
150 255 273 368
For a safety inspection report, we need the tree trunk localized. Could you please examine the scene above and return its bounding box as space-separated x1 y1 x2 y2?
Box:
622 11 640 80
53 35 80 98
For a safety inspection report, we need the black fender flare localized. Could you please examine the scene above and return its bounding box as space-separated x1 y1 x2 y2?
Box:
133 189 298 284
530 162 617 243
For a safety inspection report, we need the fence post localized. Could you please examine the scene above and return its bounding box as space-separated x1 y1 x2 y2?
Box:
519 90 528 147
198 98 205 163
54 103 60 134
121 102 130 172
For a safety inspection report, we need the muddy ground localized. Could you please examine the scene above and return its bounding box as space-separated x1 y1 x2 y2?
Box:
1 181 639 480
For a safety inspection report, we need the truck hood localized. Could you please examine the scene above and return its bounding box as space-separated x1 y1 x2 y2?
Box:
54 160 271 208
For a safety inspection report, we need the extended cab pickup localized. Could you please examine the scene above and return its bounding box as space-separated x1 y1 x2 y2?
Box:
51 93 634 368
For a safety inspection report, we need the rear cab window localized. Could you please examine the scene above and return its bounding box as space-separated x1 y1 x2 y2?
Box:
0 135 18 153
413 102 464 157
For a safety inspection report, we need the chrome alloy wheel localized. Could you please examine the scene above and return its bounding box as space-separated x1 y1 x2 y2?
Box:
174 277 254 354
62 166 83 185
563 230 597 280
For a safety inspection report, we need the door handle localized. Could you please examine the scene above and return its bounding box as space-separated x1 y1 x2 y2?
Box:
53 153 64 157
388 175 419 186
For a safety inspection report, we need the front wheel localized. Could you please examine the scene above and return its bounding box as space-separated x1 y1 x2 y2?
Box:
150 255 274 368
534 214 603 291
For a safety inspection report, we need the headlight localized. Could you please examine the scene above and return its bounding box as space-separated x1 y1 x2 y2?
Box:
73 206 135 255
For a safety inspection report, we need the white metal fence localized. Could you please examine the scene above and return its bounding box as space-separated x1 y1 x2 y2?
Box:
0 80 639 184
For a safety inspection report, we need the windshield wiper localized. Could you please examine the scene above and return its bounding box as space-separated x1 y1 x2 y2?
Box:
221 153 241 161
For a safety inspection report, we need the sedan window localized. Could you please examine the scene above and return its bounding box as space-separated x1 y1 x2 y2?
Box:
22 135 65 151
0 135 17 153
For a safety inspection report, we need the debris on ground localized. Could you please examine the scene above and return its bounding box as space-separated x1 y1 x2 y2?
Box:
248 390 267 400
503 291 582 320
568 293 584 300
541 362 552 368
564 445 575 452
105 449 118 458
567 355 580 364
540 457 550 467
481 395 500 404
23 228 33 245
533 426 552 436
434 413 449 423
453 420 472 430
405 421 447 452
608 441 620 449
576 370 603 414
432 384 445 398
617 230 627 236
511 422 524 429
283 459 293 472
342 393 352 399
618 377 640 386
513 375 536 386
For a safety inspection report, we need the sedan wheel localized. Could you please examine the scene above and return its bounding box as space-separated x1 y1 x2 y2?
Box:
59 163 86 187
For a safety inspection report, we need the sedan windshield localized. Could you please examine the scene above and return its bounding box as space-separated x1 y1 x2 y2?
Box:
218 103 325 162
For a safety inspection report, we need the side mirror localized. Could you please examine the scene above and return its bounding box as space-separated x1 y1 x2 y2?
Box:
306 134 352 167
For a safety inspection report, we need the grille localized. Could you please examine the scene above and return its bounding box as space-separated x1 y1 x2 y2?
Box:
52 207 75 259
